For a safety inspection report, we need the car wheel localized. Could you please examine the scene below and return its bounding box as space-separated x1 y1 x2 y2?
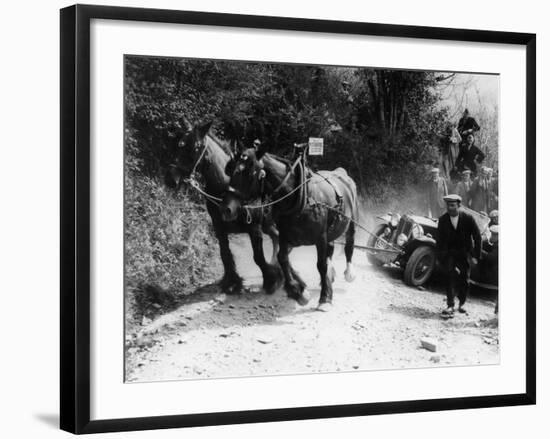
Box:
403 246 436 286
366 224 390 267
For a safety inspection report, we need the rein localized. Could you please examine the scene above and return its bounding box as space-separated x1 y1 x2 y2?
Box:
227 153 309 215
185 147 309 216
182 141 308 212
244 175 315 210
190 138 209 176
271 155 303 196
180 135 223 206
186 177 222 205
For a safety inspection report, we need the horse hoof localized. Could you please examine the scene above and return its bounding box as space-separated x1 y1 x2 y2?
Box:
224 283 243 295
263 264 283 294
295 290 311 306
263 286 276 295
317 302 332 312
262 278 276 295
344 265 356 282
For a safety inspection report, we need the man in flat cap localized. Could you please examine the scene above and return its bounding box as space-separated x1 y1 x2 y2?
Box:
437 194 482 317
425 167 448 218
470 166 498 213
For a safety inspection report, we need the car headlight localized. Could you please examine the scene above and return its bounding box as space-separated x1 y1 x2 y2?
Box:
396 233 408 247
411 224 424 239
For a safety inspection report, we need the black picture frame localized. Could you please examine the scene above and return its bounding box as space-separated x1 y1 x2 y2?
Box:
60 4 536 434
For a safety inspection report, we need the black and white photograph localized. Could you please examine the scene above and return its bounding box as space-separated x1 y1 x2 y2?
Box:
123 56 500 382
0 0 544 436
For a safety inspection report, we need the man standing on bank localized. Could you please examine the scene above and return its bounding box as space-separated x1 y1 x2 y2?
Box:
456 133 486 177
455 169 473 207
437 194 482 318
457 108 480 139
426 167 448 218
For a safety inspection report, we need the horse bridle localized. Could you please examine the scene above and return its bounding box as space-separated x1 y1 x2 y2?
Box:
187 137 210 178
174 131 210 183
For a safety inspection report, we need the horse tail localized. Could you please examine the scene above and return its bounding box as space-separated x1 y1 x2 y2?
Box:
344 220 355 264
343 176 358 282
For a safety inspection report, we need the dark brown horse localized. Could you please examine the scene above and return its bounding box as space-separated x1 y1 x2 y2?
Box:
221 144 358 311
164 120 282 295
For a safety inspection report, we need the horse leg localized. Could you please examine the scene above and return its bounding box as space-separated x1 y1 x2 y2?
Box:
277 236 309 306
248 226 282 294
327 242 336 284
344 221 357 282
266 224 280 266
285 245 307 290
209 205 243 294
317 237 333 312
265 222 285 286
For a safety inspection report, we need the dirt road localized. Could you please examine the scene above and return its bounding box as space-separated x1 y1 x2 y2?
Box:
126 235 498 382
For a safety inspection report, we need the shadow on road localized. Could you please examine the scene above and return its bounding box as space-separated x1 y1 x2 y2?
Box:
135 280 357 337
387 304 444 321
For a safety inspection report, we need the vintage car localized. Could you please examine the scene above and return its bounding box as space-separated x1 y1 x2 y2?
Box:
365 208 498 289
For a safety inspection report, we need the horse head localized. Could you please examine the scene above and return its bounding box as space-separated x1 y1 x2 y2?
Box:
164 119 213 188
221 144 268 222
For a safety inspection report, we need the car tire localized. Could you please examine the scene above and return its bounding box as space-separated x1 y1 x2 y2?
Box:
367 224 389 267
403 246 436 286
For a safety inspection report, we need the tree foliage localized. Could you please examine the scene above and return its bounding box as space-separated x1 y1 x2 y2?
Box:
125 56 454 199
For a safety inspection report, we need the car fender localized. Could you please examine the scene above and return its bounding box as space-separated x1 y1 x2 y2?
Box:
404 236 437 257
376 213 393 224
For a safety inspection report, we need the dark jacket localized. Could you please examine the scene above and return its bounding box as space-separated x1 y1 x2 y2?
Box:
437 210 482 260
458 116 480 136
455 144 485 175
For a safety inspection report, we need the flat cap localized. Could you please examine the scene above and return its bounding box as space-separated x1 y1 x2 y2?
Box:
430 167 440 173
461 169 472 175
489 210 499 218
443 194 462 203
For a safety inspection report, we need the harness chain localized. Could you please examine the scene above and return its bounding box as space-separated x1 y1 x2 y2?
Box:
186 177 222 205
185 152 401 251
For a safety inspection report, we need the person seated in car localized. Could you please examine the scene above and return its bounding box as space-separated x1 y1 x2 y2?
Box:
488 210 499 227
482 225 499 254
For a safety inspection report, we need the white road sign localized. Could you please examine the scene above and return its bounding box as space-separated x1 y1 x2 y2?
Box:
308 137 324 155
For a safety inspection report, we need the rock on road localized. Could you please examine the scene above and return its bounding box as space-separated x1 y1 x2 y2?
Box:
126 235 499 382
